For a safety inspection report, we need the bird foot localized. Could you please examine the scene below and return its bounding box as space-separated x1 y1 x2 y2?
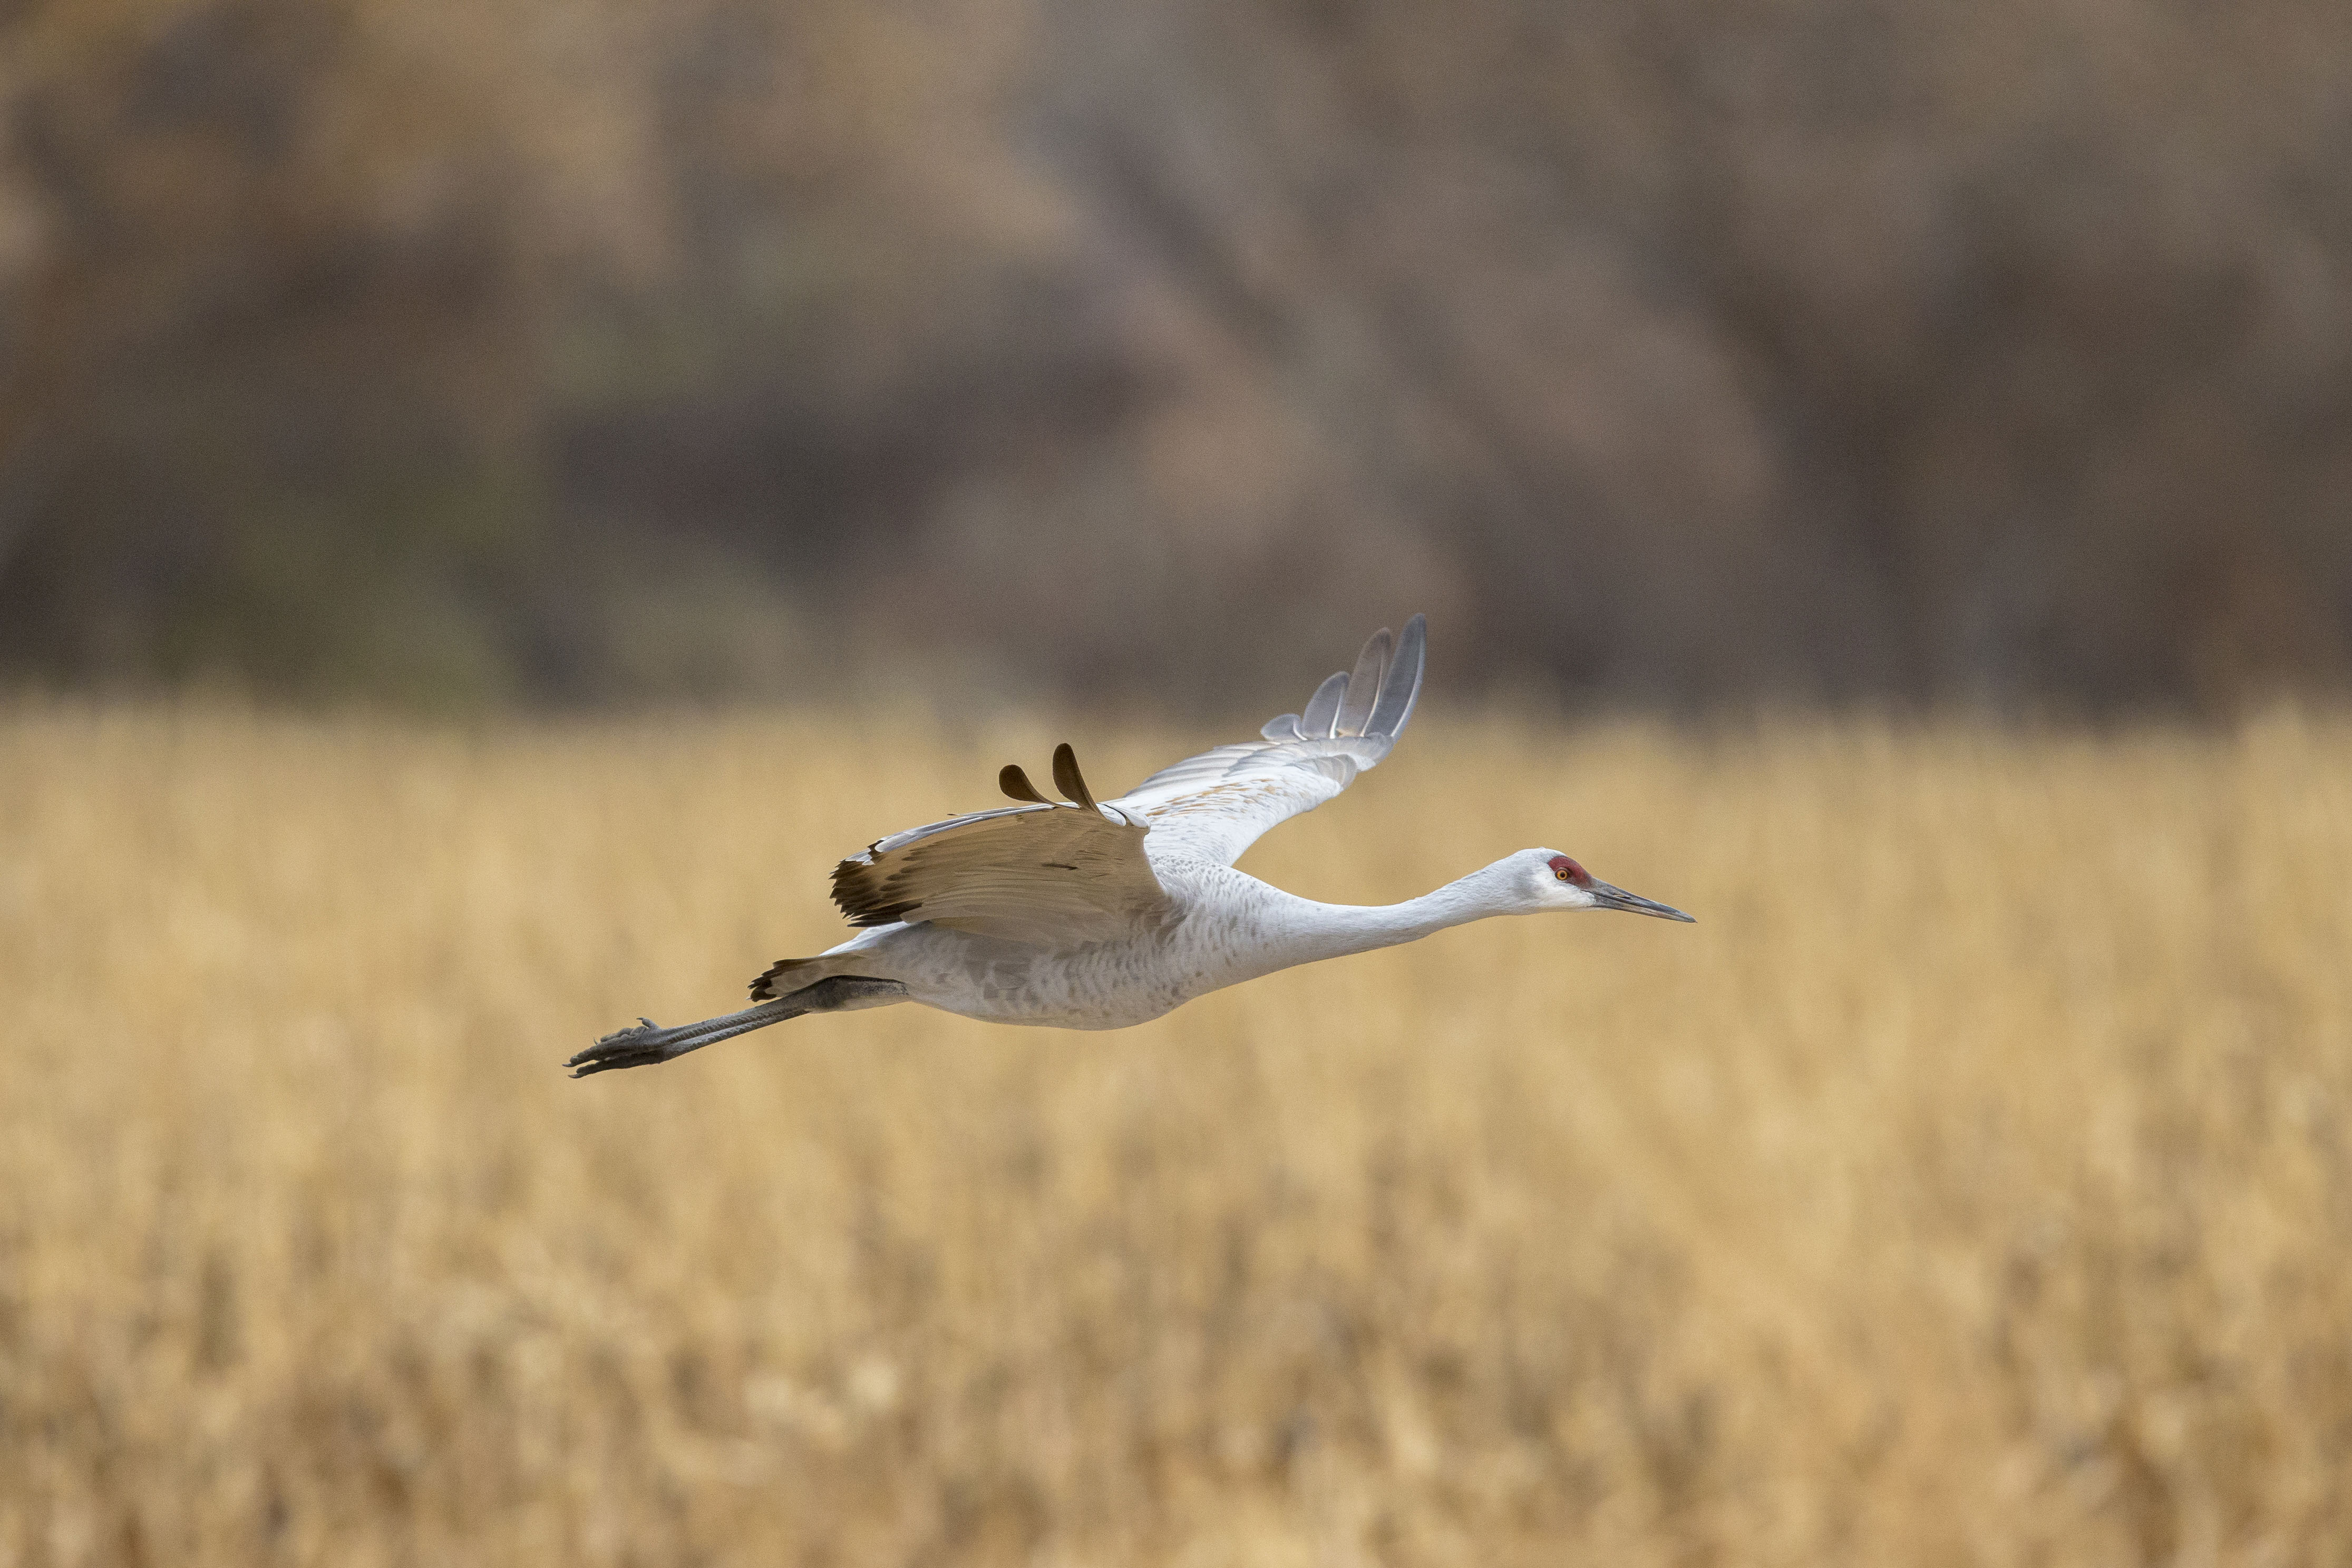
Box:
563 998 813 1078
566 1016 694 1077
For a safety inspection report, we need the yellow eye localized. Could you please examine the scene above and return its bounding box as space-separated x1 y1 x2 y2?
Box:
1556 868 1571 881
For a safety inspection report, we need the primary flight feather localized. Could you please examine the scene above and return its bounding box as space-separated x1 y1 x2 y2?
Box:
568 615 1692 1077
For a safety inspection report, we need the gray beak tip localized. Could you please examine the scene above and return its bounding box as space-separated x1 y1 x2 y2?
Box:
1592 881 1695 923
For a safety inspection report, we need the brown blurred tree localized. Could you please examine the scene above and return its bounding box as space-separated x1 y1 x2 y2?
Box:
2 0 2347 710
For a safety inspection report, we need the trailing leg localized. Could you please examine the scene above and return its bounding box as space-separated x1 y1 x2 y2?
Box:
566 976 908 1077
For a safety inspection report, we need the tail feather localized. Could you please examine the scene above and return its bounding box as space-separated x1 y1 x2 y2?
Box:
750 953 849 1002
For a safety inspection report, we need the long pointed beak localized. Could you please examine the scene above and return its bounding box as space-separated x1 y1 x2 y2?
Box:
1590 880 1695 922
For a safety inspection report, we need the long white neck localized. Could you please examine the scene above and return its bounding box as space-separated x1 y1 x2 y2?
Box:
1246 858 1529 974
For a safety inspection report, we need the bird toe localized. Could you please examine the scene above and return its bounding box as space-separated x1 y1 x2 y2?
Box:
564 1017 672 1075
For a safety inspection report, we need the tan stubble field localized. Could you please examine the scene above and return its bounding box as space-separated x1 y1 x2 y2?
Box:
3 707 2348 1566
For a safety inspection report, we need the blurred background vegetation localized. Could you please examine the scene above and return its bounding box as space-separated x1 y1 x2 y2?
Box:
3 0 2349 714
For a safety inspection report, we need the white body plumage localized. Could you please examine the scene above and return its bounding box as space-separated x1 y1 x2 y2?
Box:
823 852 1590 1030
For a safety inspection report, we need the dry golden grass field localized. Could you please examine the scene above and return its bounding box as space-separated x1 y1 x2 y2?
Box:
4 706 2350 1567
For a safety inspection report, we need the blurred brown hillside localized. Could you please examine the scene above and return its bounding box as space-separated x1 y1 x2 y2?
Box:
3 0 2349 712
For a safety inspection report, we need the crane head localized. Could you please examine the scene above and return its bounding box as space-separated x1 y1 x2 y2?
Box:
1530 850 1693 921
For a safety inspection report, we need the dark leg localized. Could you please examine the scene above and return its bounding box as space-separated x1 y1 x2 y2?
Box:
565 976 908 1077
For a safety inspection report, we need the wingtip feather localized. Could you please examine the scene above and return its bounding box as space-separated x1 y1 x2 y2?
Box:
1300 671 1349 738
1051 743 1099 811
1367 612 1427 738
1334 626 1393 736
999 763 1050 803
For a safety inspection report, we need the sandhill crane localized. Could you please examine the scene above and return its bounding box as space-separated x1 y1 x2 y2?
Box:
568 616 1691 1077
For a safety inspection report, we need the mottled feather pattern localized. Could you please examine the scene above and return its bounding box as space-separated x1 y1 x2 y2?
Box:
830 782 1161 946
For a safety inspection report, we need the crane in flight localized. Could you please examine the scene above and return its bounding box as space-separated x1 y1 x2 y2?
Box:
568 616 1691 1077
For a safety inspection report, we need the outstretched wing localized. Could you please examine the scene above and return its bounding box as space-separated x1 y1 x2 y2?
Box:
827 617 1426 938
1109 614 1426 866
831 744 1168 945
